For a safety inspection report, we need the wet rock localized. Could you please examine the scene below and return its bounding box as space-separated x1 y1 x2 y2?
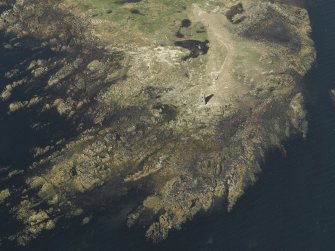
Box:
330 89 335 104
288 93 308 137
0 189 10 204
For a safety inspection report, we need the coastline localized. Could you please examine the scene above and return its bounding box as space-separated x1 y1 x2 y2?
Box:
0 0 316 247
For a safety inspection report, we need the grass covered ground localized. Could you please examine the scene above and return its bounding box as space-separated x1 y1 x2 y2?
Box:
78 0 207 42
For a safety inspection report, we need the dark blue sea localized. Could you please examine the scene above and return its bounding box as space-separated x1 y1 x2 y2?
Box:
1 0 335 250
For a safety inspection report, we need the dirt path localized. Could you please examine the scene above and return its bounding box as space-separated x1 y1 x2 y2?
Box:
192 5 238 106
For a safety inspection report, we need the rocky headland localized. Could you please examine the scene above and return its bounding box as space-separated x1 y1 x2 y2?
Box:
0 0 315 246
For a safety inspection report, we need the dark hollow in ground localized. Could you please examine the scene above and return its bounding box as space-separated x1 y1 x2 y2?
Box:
115 0 141 4
225 3 244 24
174 40 210 60
152 103 178 121
130 9 142 15
181 19 191 28
175 30 185 38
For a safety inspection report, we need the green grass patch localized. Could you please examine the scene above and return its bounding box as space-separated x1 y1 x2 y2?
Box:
78 0 207 42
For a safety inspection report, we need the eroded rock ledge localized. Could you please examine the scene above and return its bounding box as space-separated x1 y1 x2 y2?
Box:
0 0 315 246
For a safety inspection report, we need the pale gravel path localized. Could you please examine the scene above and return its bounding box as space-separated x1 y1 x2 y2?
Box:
192 5 241 106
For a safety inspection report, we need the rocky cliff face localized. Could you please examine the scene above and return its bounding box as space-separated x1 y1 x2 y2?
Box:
0 0 315 246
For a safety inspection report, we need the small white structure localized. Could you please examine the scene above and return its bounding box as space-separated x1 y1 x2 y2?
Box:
200 89 206 105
